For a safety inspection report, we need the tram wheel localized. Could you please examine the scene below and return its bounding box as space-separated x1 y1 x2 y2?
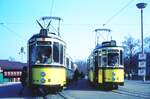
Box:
58 86 63 92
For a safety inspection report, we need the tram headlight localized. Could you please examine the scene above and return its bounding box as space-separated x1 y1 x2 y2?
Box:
41 72 46 77
41 78 46 83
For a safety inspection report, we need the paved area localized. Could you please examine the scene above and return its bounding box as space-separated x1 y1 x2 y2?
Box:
0 80 150 99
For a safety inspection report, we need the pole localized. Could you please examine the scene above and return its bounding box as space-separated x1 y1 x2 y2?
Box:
141 9 144 54
141 9 145 81
136 2 147 82
141 9 146 81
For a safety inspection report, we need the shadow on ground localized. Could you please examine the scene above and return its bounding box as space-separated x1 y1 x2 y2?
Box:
0 79 111 98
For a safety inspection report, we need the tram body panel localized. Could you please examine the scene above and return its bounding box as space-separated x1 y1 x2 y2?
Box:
98 69 103 83
104 68 124 83
88 69 94 82
32 67 66 86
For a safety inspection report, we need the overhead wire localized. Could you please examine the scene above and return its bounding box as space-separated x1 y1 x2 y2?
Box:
48 0 61 35
103 0 136 26
0 23 27 58
0 23 26 41
50 0 54 16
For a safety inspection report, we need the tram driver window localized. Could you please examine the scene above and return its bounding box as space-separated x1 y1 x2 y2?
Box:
108 53 119 66
36 46 52 64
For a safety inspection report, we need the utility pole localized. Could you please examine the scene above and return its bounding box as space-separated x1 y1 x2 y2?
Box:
136 2 147 82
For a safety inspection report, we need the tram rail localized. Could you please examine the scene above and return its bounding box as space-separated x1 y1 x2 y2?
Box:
112 87 150 99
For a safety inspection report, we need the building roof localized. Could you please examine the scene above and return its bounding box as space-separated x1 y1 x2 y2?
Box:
0 60 27 69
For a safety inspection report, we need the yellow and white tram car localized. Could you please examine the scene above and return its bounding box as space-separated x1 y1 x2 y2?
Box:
87 40 124 89
27 17 67 93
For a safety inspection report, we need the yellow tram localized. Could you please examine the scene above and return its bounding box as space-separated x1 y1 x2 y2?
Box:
66 55 75 83
27 17 67 93
87 40 124 89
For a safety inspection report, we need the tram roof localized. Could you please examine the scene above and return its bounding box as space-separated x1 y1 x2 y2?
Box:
28 32 65 44
94 40 123 50
94 44 122 50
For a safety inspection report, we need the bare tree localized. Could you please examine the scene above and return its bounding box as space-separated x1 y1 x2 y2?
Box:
144 37 150 53
122 35 140 73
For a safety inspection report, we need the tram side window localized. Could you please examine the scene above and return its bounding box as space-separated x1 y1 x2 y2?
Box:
53 42 59 63
102 56 107 66
66 58 69 68
64 48 66 66
120 50 123 65
98 56 101 67
98 51 101 67
30 45 36 64
94 51 98 67
60 44 63 64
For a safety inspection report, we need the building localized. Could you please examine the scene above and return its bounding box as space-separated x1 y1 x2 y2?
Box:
3 69 22 82
0 60 27 83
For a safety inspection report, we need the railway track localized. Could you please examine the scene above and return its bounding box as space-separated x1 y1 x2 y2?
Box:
112 87 150 99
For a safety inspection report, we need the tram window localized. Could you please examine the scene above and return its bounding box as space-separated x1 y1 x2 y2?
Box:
120 50 123 65
37 41 51 45
66 58 69 68
98 56 101 67
30 45 36 64
60 44 63 64
53 42 59 63
98 51 101 67
108 53 119 66
95 56 98 67
102 57 107 66
36 46 52 64
102 49 107 55
64 48 66 65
